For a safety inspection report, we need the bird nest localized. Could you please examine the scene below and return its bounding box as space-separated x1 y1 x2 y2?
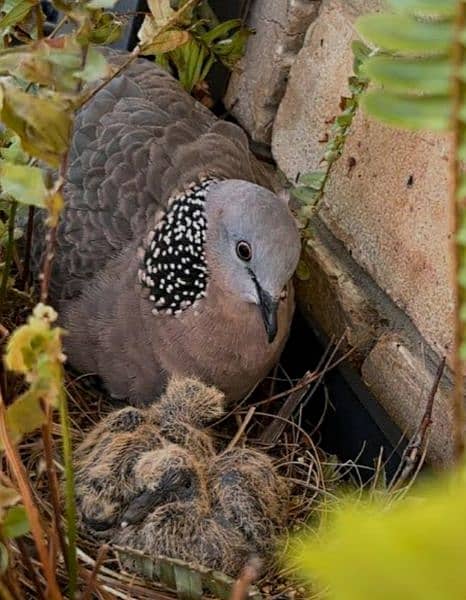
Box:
1 332 354 600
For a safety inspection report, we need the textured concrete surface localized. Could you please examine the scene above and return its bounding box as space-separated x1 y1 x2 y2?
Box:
224 0 320 144
362 334 454 467
273 0 454 363
298 220 456 466
272 0 383 178
320 113 453 363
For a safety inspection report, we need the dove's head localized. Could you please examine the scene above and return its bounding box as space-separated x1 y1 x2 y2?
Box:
139 178 300 343
205 179 300 343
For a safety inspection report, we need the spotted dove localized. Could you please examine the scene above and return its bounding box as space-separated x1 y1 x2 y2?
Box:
33 48 301 405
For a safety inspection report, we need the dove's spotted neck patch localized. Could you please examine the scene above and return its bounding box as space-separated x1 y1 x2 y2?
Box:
139 178 216 316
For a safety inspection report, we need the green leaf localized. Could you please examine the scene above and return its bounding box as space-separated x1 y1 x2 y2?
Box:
201 19 242 45
75 46 110 82
387 0 457 18
1 506 29 539
356 14 453 55
0 163 48 207
352 40 372 63
298 170 327 190
295 259 311 282
460 340 466 360
0 134 28 164
458 175 466 200
336 113 353 127
362 55 451 95
87 12 123 45
214 29 252 67
0 0 37 34
0 84 71 167
291 186 321 204
361 91 450 131
352 40 372 77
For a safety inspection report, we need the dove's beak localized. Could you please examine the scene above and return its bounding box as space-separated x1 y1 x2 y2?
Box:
257 286 279 344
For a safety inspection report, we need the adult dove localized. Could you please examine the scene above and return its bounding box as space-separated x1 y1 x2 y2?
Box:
33 49 301 405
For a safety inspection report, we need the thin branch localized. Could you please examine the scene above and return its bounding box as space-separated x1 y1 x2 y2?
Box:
81 544 109 600
259 335 347 444
450 0 466 464
0 200 17 305
39 170 66 304
59 387 78 599
391 356 446 491
16 537 46 600
48 15 68 39
41 404 68 571
226 406 256 450
20 206 35 291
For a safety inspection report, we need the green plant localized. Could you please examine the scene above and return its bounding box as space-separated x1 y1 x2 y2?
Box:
137 0 252 96
291 464 466 600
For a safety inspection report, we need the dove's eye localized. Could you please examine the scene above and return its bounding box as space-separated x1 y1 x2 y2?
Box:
236 241 252 262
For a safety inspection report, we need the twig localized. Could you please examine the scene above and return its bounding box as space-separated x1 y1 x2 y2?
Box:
259 374 311 445
20 206 35 291
59 387 78 599
0 200 17 306
35 4 44 39
0 397 62 600
230 557 261 600
391 356 446 491
39 171 66 304
450 0 466 463
16 537 46 600
260 334 347 444
48 15 68 39
81 544 109 600
226 406 256 450
78 46 141 110
41 404 68 571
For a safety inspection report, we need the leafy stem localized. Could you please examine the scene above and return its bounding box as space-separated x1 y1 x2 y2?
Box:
291 41 371 227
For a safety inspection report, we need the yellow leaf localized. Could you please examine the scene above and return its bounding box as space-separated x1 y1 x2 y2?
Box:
4 391 46 444
0 84 72 167
140 28 190 55
0 163 48 207
0 0 37 34
291 468 466 600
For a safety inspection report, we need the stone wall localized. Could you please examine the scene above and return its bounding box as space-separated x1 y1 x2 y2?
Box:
226 0 456 466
